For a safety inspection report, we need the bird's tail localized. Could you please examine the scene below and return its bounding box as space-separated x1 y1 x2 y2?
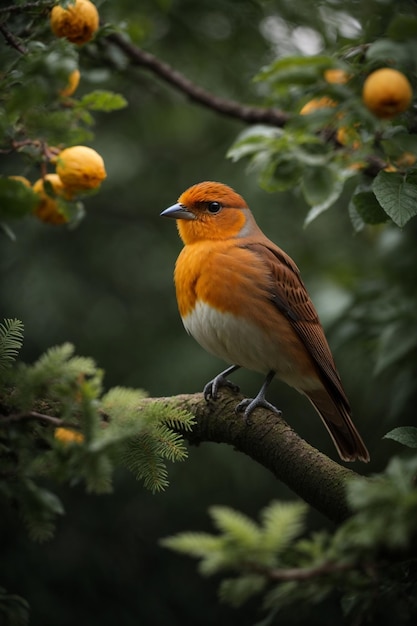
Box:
305 389 370 463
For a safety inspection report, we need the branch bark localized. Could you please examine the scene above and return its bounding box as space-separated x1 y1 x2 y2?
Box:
141 388 358 524
1 386 359 524
105 32 290 128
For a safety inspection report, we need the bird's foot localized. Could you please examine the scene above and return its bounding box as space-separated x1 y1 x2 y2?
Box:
236 396 282 422
204 366 240 401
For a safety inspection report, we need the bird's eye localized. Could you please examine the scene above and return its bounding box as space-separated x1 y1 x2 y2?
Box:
207 201 222 214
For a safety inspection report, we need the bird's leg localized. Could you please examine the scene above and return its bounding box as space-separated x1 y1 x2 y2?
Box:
203 365 241 401
236 370 281 420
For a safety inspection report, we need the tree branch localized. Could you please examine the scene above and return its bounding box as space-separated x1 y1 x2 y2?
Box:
252 559 354 582
105 32 290 128
0 387 359 523
0 410 66 427
140 388 358 524
0 22 27 54
0 2 53 13
103 33 394 178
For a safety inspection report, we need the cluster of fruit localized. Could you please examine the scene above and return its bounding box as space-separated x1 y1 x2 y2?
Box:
299 66 414 171
301 67 412 121
8 1 105 225
302 67 412 137
10 146 106 225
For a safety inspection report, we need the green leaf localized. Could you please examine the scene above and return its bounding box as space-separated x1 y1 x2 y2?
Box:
381 133 417 159
0 179 39 219
0 586 30 626
227 125 284 162
387 15 417 42
374 322 417 375
348 200 365 232
304 174 347 226
366 39 411 65
122 432 169 492
209 506 261 547
301 166 337 207
352 191 389 225
78 90 128 112
0 318 24 370
219 575 266 608
161 532 223 557
372 171 417 227
384 427 417 448
20 480 64 542
256 55 334 86
259 156 303 193
261 501 307 553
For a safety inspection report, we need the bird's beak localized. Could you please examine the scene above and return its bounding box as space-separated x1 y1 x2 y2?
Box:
160 203 196 220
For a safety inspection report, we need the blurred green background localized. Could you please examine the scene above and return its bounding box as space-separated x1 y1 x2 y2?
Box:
1 0 416 624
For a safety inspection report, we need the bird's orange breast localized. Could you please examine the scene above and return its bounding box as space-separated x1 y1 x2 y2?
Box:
174 240 271 320
174 239 323 387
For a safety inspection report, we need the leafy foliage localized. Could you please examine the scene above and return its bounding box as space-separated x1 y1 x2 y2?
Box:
228 23 417 228
0 2 126 234
2 0 417 624
384 426 417 448
0 319 24 372
0 586 29 626
0 342 194 541
163 456 417 623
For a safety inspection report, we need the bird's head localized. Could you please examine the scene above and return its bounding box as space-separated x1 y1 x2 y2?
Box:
161 181 257 245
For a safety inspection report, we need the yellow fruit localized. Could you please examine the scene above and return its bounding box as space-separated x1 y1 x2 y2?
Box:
55 145 106 191
33 174 71 225
300 96 337 115
324 69 350 84
54 427 84 444
347 161 366 171
59 69 81 97
336 126 361 149
50 0 99 45
362 68 412 119
395 151 417 168
8 175 31 187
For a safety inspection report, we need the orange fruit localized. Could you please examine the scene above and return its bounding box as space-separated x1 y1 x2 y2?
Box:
362 68 412 119
55 145 106 191
300 96 337 115
54 427 84 444
336 126 361 149
395 151 417 168
324 69 350 84
9 175 31 187
383 163 398 172
33 174 72 224
59 69 81 97
50 0 99 45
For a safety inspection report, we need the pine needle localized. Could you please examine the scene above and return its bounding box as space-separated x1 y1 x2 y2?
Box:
0 318 24 370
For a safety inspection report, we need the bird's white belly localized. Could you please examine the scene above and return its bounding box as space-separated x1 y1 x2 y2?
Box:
182 301 289 378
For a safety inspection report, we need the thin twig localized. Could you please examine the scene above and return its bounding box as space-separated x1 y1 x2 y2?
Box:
0 22 27 54
0 2 53 14
1 410 67 427
256 560 354 582
105 31 290 128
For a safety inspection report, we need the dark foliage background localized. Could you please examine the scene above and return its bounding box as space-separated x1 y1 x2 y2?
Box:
1 0 416 624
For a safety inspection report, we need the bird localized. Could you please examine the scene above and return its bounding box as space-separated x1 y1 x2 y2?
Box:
161 181 370 463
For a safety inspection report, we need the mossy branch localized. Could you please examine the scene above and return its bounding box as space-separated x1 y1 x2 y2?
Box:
1 386 359 523
142 388 357 524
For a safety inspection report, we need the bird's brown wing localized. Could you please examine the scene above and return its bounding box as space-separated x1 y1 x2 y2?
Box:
243 241 369 462
244 242 350 411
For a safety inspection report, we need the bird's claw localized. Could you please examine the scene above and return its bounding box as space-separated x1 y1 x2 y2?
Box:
204 375 240 401
236 397 282 422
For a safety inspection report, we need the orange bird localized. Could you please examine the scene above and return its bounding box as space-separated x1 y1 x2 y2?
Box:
161 181 369 463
